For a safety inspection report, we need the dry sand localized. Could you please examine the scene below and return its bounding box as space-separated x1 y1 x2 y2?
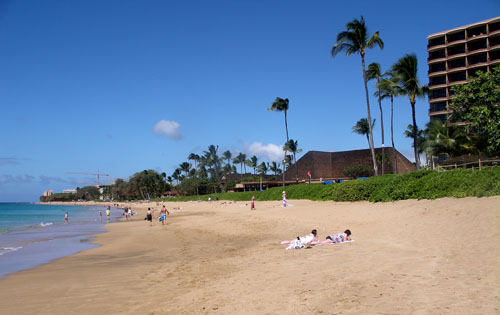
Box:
1 197 499 314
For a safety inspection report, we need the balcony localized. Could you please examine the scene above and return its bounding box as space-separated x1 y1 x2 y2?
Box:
428 36 445 50
467 25 487 38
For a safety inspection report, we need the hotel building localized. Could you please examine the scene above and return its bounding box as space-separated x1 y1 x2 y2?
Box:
427 17 500 123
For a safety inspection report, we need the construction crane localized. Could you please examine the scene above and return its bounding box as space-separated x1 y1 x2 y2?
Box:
68 170 110 186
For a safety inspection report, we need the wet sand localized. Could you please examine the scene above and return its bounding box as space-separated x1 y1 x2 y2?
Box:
1 197 499 314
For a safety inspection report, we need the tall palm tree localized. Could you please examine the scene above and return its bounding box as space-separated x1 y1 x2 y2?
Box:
284 139 302 183
268 97 290 185
247 155 258 174
353 118 376 149
222 150 232 167
269 161 282 175
331 16 383 176
234 152 247 177
404 124 426 159
392 54 428 169
367 62 386 175
179 162 191 176
188 153 200 170
377 74 400 173
257 162 268 175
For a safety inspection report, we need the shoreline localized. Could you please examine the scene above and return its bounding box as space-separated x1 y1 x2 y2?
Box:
1 197 499 314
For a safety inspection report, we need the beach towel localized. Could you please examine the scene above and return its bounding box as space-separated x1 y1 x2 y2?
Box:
311 240 355 246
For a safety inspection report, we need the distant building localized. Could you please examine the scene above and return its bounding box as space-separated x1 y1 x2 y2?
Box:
63 189 77 194
283 147 415 182
42 190 53 197
427 16 500 124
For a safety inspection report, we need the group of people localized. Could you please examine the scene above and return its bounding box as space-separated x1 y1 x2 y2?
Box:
281 229 352 250
145 205 170 226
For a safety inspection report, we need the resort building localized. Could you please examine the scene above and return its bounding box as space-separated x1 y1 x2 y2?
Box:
42 190 53 197
427 16 500 124
232 148 414 191
282 148 415 182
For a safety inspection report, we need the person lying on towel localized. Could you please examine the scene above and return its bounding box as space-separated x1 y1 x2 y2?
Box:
282 229 318 250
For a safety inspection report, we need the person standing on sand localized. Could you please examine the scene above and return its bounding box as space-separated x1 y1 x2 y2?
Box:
159 205 169 225
146 208 153 226
251 196 256 210
282 191 287 207
106 206 111 221
64 212 68 223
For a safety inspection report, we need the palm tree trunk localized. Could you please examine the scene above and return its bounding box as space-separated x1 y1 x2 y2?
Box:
391 95 398 173
283 110 289 187
377 78 385 175
411 101 420 169
294 152 298 183
361 53 379 176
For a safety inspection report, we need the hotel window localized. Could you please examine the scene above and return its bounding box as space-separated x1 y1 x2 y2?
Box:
447 44 465 56
467 25 486 38
429 49 445 60
430 101 447 112
429 75 446 86
447 31 465 43
448 71 466 83
429 62 446 73
488 21 500 33
489 35 500 47
468 53 487 65
489 50 500 61
428 36 445 47
448 58 466 69
430 88 447 100
467 39 487 52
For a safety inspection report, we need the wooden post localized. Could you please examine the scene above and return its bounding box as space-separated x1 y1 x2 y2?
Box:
479 159 482 170
455 163 457 169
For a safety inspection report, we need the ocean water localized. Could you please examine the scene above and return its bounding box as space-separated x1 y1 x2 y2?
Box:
0 203 122 279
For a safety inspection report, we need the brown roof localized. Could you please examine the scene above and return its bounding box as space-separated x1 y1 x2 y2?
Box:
284 147 415 181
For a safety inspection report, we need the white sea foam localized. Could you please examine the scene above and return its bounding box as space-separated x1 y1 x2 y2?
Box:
40 222 53 227
0 246 22 256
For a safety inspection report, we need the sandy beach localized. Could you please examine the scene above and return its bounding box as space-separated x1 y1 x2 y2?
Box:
1 197 499 314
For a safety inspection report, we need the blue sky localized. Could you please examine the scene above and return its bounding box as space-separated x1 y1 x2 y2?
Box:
1 0 499 201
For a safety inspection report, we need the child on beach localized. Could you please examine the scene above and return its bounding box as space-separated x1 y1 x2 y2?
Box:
282 229 318 250
251 196 255 210
106 206 111 221
146 208 153 226
282 191 287 207
323 229 352 244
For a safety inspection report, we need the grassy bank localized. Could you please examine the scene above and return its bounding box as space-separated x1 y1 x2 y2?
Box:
159 167 500 202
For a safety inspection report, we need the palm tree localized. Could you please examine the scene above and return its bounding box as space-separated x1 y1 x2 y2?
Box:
234 152 247 177
367 62 386 175
188 153 200 170
377 73 400 173
247 155 258 174
222 150 232 167
284 139 302 183
269 161 282 175
392 54 428 169
179 162 191 176
172 168 182 184
257 162 268 175
404 124 426 160
352 118 376 149
268 97 290 185
331 16 383 176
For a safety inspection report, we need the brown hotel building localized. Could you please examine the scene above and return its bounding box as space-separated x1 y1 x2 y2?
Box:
427 16 500 124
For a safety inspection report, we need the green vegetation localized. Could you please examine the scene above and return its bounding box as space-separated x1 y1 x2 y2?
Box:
449 66 500 157
343 164 374 178
157 167 500 203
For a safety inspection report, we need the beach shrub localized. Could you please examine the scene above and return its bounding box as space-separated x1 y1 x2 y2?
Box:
343 164 374 178
158 166 500 203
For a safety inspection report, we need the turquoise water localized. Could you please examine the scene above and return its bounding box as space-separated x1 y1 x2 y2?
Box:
0 203 122 279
